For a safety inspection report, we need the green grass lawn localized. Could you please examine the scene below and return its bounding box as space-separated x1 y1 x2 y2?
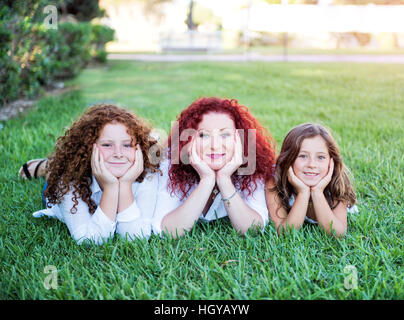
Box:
1 60 403 299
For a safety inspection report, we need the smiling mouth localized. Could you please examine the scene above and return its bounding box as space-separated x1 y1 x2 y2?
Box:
108 162 127 165
304 172 319 177
208 154 225 160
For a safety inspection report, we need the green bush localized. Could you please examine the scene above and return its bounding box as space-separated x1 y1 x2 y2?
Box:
0 7 20 104
90 24 115 63
0 0 114 106
53 23 93 78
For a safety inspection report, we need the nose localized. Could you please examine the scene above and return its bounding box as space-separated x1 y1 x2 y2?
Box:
113 145 123 157
307 157 316 168
210 134 222 151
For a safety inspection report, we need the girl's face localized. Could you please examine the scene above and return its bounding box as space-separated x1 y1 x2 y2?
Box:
292 135 330 187
96 122 136 178
195 112 236 171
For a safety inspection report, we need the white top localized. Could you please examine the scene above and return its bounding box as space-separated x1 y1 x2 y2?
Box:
151 160 269 235
288 194 359 224
33 171 158 245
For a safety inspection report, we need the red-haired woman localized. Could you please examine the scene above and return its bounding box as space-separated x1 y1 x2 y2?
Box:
152 97 276 238
25 104 160 245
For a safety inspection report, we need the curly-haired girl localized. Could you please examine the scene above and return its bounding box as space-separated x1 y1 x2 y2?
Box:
29 104 160 244
152 97 276 238
265 123 357 237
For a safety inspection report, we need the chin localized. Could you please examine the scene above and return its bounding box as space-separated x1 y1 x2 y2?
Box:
107 168 127 178
210 165 224 171
300 177 322 188
206 160 226 171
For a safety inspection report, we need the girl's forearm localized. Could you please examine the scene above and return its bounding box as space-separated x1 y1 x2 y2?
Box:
117 182 134 213
99 184 119 221
278 191 310 232
311 191 346 236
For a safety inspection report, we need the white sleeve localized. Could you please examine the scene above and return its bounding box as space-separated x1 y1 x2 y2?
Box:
243 180 269 228
59 192 116 245
115 172 159 240
151 161 183 235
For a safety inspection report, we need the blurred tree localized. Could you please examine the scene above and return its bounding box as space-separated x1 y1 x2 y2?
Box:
0 0 64 22
185 1 221 30
58 0 106 21
186 0 195 30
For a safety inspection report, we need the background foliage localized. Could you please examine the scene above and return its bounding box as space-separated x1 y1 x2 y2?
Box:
0 0 114 106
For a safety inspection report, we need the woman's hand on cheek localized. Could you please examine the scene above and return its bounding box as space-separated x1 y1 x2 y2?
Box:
189 137 215 182
91 144 118 189
120 145 144 185
216 131 243 183
287 166 310 195
311 158 334 194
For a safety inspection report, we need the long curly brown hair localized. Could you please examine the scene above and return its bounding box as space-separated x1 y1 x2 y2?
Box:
270 123 356 216
44 104 160 214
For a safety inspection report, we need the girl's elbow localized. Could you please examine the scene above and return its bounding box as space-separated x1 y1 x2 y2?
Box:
237 220 265 235
326 225 347 238
335 227 347 238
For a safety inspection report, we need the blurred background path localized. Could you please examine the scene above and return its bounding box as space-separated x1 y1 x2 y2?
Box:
108 53 404 63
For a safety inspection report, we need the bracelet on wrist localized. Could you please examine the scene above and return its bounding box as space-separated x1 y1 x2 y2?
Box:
221 190 237 207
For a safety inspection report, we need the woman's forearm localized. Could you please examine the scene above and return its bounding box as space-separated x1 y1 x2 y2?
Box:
161 177 215 237
217 176 263 234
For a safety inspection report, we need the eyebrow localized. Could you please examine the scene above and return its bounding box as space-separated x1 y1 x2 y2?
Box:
98 139 132 143
198 128 233 132
299 150 328 154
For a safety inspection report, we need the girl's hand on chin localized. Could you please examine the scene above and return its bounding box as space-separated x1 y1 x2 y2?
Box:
287 166 310 195
91 144 118 189
311 158 334 194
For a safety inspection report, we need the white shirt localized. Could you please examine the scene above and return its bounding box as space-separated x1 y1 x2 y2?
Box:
151 160 269 235
33 171 158 245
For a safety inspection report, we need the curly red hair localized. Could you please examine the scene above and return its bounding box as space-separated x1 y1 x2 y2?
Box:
44 104 160 214
167 97 276 200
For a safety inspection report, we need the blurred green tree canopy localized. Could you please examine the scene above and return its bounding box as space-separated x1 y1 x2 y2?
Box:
0 0 114 105
58 0 106 21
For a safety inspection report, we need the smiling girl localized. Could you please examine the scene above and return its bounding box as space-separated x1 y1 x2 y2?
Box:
31 104 160 244
265 123 357 237
152 97 276 238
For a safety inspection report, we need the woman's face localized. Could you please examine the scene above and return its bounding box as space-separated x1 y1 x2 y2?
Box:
195 112 236 171
292 135 330 187
96 122 136 178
